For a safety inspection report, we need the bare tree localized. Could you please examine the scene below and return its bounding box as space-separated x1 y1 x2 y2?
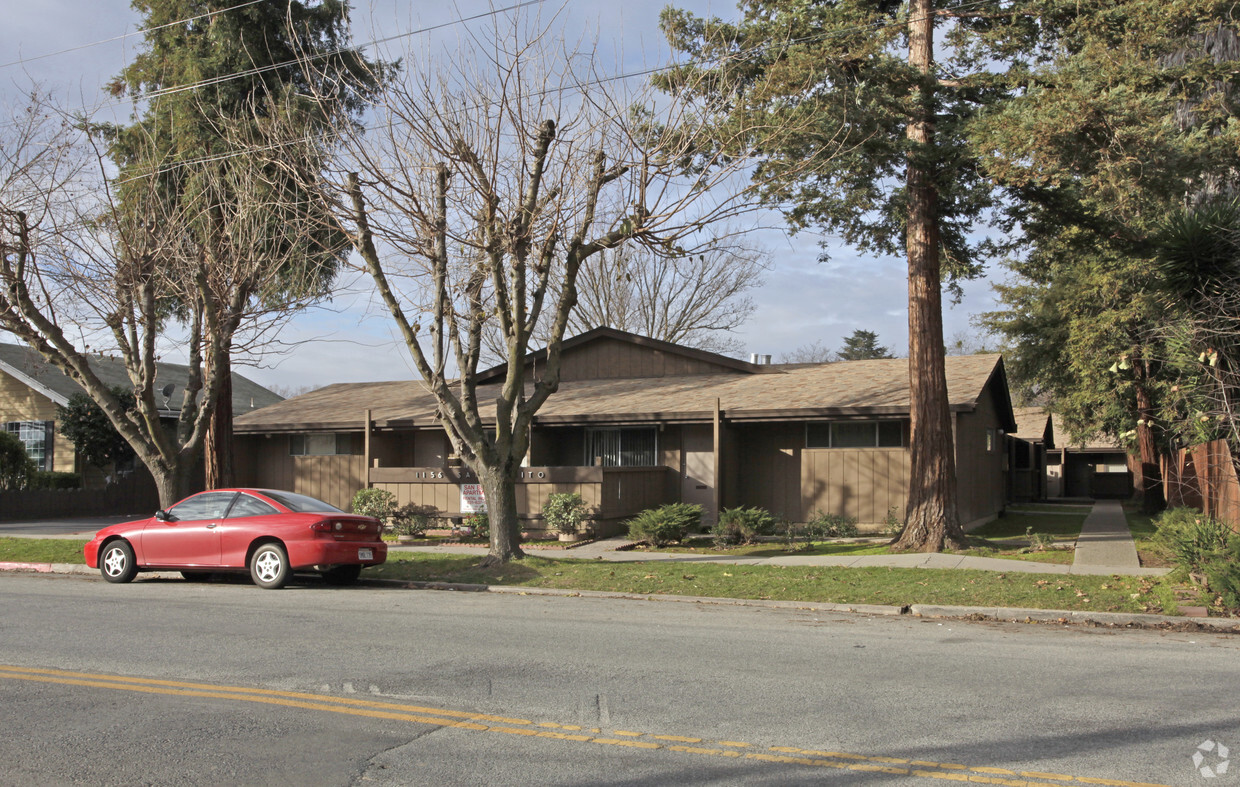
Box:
299 19 813 565
0 95 225 505
567 241 766 354
0 94 335 506
778 341 836 364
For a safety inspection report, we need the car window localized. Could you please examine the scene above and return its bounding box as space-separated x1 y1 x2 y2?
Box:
260 490 343 513
226 494 278 519
166 492 237 522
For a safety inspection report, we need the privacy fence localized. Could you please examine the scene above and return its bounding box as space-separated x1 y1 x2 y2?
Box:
1163 439 1240 532
0 473 160 521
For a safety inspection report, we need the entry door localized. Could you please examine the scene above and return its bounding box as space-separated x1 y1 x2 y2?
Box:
680 425 716 525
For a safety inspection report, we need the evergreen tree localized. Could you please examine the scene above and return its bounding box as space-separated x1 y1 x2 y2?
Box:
107 0 390 489
57 389 138 471
838 330 892 361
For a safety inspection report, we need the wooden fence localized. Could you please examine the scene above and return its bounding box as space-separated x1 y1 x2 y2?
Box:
369 465 673 537
1163 439 1240 532
0 473 160 521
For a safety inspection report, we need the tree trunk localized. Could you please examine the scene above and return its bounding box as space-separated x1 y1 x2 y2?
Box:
476 466 525 568
1135 385 1166 515
204 354 234 489
892 0 968 553
151 461 193 510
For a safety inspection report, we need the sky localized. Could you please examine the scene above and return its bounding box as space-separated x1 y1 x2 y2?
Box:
0 0 1005 393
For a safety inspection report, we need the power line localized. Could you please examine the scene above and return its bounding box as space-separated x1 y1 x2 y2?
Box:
0 0 268 71
112 1 993 186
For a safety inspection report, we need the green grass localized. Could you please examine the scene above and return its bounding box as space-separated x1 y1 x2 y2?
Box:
0 536 1193 615
366 552 1182 614
969 512 1086 540
1006 503 1094 514
0 538 89 564
955 546 1075 565
1122 507 1176 568
650 540 892 558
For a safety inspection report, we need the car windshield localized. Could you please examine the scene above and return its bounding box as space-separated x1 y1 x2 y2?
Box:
260 490 343 513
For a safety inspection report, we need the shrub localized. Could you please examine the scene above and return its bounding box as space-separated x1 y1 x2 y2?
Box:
804 511 859 543
712 507 777 546
883 506 904 537
628 503 703 547
0 431 35 490
463 512 489 540
1202 535 1240 611
391 504 434 537
1153 508 1232 575
30 471 82 490
350 488 397 527
544 492 588 535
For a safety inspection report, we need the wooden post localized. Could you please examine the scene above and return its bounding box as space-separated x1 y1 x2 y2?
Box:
713 397 722 520
363 409 373 486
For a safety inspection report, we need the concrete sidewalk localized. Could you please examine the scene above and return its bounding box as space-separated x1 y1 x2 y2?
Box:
395 518 1169 577
1072 499 1143 570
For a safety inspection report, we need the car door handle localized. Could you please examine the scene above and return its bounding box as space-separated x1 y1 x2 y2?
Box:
206 523 218 529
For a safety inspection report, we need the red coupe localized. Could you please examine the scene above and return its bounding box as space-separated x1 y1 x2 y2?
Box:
84 488 387 589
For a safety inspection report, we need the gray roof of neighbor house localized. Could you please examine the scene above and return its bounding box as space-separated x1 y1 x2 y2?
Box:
0 342 283 416
1049 412 1126 452
235 348 1014 433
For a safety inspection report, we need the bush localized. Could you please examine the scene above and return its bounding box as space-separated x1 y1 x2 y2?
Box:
544 492 588 535
463 512 489 540
30 471 81 490
1153 508 1232 575
0 431 35 490
712 507 777 546
350 488 397 527
1153 508 1240 610
391 504 434 537
883 506 904 537
628 503 703 547
804 511 859 543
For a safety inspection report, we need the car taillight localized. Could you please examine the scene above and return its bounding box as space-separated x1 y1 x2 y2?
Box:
310 520 372 534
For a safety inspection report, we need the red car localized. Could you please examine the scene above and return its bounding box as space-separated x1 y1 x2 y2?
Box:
84 488 387 589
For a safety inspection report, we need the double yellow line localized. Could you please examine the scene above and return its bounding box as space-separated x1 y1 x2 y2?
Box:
0 665 1168 787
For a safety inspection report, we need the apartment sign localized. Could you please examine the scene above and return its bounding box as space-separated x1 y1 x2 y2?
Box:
460 484 487 513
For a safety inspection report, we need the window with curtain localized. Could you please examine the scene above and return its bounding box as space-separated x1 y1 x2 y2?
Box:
584 427 657 467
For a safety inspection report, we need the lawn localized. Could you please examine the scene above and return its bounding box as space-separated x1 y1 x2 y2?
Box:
1 536 1190 615
367 552 1181 614
1122 505 1176 568
968 512 1086 540
0 538 89 564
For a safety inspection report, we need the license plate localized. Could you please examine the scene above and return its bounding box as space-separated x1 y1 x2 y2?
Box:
358 549 373 561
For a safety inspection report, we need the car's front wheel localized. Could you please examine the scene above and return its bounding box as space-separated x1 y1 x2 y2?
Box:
250 543 290 589
100 540 138 584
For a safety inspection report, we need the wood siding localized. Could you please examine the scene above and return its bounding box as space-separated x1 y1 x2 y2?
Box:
239 435 366 511
953 386 1007 524
554 337 745 381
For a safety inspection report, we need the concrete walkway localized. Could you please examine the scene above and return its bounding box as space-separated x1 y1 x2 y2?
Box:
394 504 1169 577
1072 499 1143 570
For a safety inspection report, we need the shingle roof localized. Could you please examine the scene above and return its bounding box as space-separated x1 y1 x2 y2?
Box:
0 342 282 416
235 352 1009 432
1012 406 1054 446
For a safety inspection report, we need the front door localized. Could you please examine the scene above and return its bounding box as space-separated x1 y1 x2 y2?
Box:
680 425 716 525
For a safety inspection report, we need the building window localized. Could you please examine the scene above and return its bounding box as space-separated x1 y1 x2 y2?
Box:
806 421 904 449
3 420 53 471
584 427 657 467
289 433 359 456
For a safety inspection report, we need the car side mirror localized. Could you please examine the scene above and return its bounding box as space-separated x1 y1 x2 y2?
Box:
155 509 171 522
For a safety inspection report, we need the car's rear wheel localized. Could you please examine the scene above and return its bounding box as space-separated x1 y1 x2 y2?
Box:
322 565 362 586
100 541 138 584
250 543 290 589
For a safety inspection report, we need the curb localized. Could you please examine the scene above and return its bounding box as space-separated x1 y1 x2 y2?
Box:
6 561 1237 633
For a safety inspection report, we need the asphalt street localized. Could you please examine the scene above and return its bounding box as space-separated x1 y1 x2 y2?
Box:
0 572 1237 786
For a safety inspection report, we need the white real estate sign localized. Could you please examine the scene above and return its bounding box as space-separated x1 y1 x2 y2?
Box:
460 484 487 513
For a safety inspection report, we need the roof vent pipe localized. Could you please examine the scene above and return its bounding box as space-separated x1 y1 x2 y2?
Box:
750 353 760 364
762 354 772 365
